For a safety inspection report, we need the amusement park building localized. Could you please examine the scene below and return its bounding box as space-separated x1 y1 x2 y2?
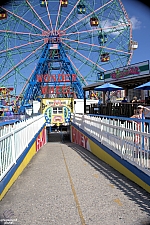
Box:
83 60 150 102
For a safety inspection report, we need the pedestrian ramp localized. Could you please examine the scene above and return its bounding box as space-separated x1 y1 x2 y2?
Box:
0 142 150 225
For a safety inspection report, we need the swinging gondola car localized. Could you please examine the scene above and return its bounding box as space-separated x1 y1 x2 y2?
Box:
77 4 86 14
40 0 48 7
61 0 68 7
98 33 107 44
90 17 99 26
0 10 7 20
130 40 138 50
100 53 110 62
97 72 104 80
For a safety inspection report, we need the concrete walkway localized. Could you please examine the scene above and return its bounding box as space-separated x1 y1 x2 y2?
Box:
0 142 150 225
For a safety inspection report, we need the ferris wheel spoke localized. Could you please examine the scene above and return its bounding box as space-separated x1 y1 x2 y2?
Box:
0 53 42 86
0 43 45 81
55 1 62 32
63 0 113 33
63 23 129 38
0 29 44 38
0 65 27 83
70 48 99 69
16 55 40 81
1 6 44 33
44 0 53 31
62 41 105 71
58 0 80 31
62 37 131 55
0 58 8 74
0 39 44 55
67 54 88 86
64 48 94 76
17 66 36 101
26 0 50 31
67 50 92 68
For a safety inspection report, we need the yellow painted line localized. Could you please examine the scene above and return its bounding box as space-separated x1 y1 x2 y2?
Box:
93 174 99 178
109 184 115 188
114 198 123 206
61 147 86 225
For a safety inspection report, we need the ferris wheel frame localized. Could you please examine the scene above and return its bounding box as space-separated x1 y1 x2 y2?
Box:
0 0 135 103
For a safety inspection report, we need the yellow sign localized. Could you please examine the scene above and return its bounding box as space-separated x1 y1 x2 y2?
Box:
41 98 73 127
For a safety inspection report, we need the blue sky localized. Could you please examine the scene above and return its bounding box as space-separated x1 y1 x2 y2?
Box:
122 0 150 65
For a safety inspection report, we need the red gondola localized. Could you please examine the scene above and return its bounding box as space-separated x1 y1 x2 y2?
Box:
0 10 7 20
100 53 110 62
90 17 99 26
61 0 68 7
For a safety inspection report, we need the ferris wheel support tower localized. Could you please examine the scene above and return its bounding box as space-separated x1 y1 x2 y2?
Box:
19 34 84 113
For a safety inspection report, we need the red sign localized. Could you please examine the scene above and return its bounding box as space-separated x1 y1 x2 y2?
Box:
42 30 66 36
44 37 61 44
72 126 88 149
36 74 77 83
36 128 46 152
41 85 72 94
111 67 140 79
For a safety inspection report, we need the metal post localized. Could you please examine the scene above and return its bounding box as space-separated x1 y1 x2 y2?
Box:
84 90 86 114
142 112 144 150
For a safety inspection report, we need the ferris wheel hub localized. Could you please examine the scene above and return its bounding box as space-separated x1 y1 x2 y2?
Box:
42 30 65 37
44 36 61 44
42 30 66 44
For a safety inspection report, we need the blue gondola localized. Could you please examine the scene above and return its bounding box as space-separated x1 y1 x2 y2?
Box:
40 0 48 7
98 33 107 44
61 0 68 7
77 4 86 14
97 72 104 80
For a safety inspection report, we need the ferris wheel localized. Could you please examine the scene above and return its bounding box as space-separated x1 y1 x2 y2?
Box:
0 0 136 100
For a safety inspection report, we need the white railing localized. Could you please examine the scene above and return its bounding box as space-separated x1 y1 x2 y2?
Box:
0 114 29 122
0 114 45 181
71 114 150 175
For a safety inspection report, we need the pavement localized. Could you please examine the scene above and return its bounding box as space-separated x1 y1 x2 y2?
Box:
0 141 150 225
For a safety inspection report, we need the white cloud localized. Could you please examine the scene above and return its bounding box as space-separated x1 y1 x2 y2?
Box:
101 19 127 36
130 16 141 30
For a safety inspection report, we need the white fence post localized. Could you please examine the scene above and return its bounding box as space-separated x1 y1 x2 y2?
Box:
11 130 16 164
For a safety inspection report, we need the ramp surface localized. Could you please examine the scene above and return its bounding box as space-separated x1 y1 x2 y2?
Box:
0 142 150 225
